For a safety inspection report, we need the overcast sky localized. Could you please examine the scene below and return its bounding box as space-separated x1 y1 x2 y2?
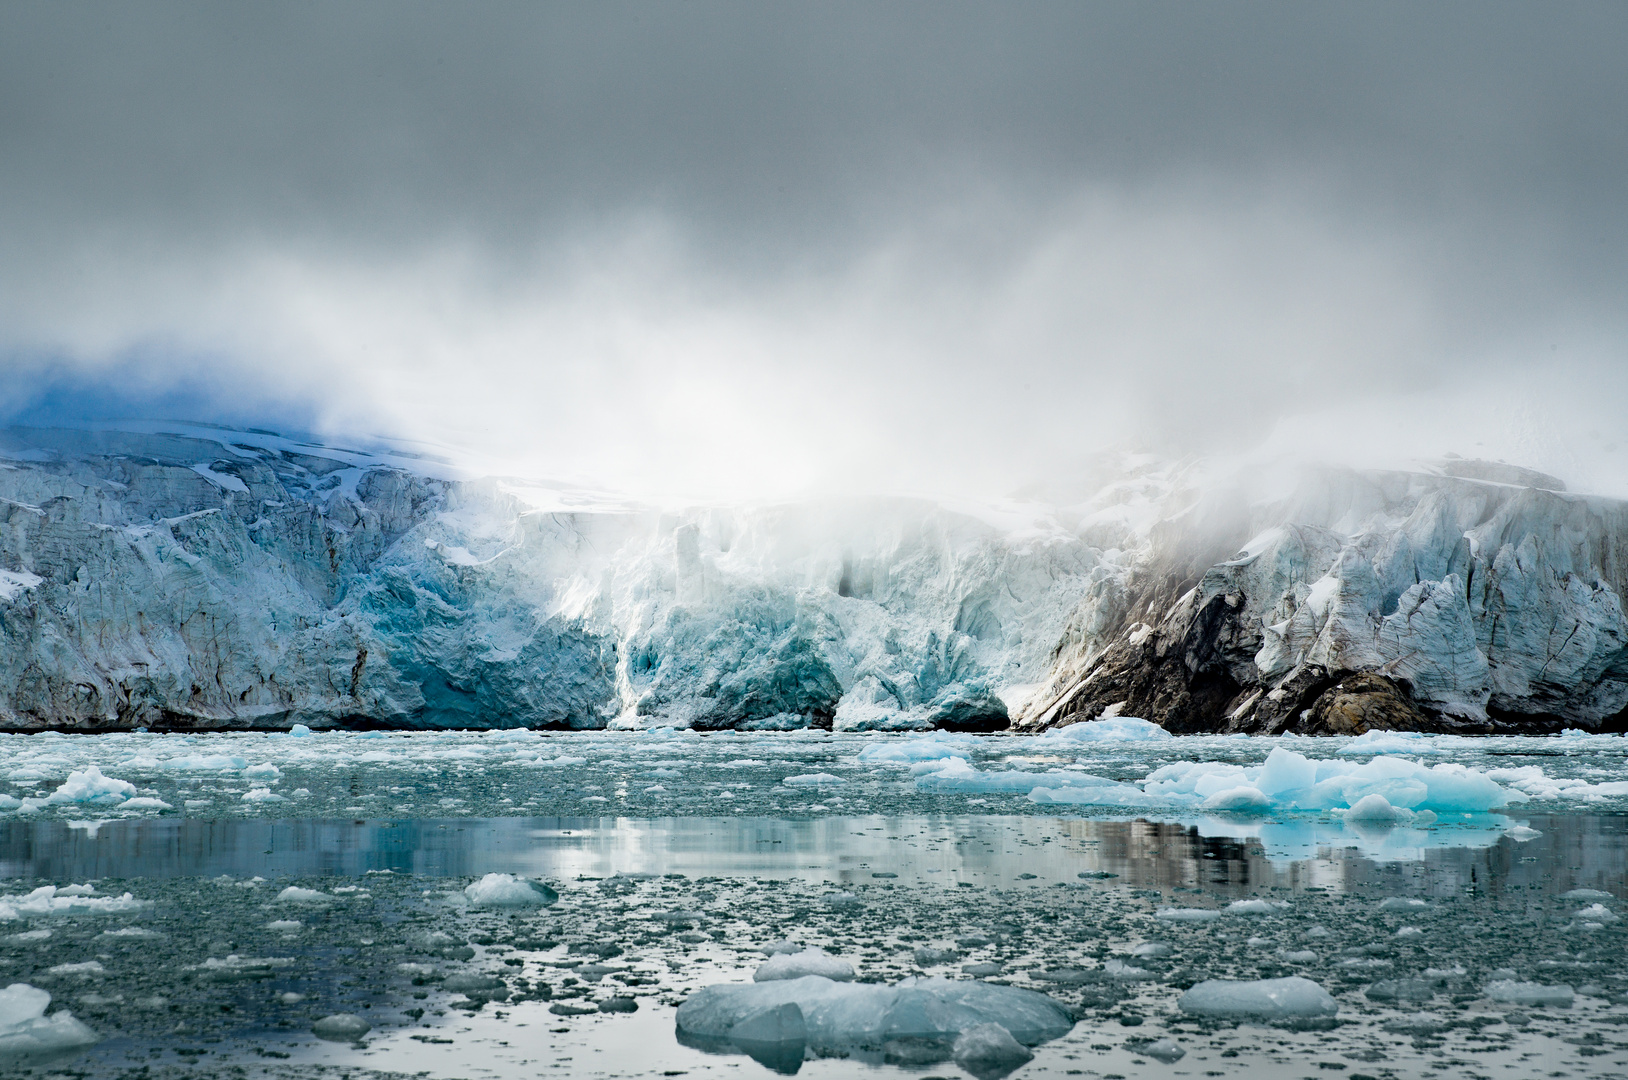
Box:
2 2 1625 497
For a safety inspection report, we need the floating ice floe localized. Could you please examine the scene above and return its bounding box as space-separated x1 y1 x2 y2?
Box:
463 873 558 909
1037 717 1171 742
312 1013 371 1041
676 974 1074 1064
1378 897 1429 912
1335 731 1451 756
1482 980 1574 1008
0 983 97 1061
1561 888 1614 901
42 768 135 807
276 887 332 904
1178 976 1338 1020
1225 899 1290 916
193 955 294 981
782 773 845 787
1156 908 1221 922
1026 747 1522 815
753 947 855 982
856 737 976 764
953 1022 1034 1076
1126 1036 1186 1063
918 759 1127 796
0 887 144 920
1336 794 1436 825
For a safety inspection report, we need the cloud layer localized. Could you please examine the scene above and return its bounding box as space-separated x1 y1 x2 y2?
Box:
2 3 1624 496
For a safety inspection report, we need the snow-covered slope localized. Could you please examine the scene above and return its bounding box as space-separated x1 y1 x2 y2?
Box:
0 426 1110 731
3 425 1624 734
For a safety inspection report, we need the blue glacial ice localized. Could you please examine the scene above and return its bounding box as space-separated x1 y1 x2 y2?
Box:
0 983 98 1062
675 973 1075 1053
1177 976 1339 1020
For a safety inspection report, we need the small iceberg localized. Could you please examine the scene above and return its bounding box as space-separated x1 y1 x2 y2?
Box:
1178 976 1338 1021
754 948 855 983
0 984 97 1063
463 873 559 909
676 974 1073 1074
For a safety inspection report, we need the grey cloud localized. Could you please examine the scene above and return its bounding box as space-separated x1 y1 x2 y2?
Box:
0 2 1624 496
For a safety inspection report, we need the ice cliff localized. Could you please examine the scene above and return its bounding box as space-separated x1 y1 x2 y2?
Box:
2 426 1625 734
1020 462 1628 734
0 426 1100 732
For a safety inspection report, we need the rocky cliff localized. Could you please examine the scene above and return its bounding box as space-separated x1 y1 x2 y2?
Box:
1019 463 1628 735
3 426 1624 734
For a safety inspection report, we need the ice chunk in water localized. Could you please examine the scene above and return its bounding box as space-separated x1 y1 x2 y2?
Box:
1037 717 1170 742
1156 908 1220 922
754 948 855 982
1126 1036 1186 1063
1383 1012 1448 1034
1339 794 1420 823
857 738 975 764
463 873 558 909
311 1013 372 1041
0 983 98 1061
276 887 331 904
676 974 1074 1054
1561 888 1614 901
1178 977 1338 1020
922 759 1124 796
1378 897 1429 912
1571 903 1617 923
1483 980 1574 1007
1225 899 1289 916
952 1022 1032 1078
44 768 135 807
782 773 845 787
0 887 143 919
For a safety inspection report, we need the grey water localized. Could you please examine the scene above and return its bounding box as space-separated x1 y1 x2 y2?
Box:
1 810 1625 1080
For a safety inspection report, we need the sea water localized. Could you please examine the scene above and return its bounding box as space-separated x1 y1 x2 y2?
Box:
0 728 1624 1079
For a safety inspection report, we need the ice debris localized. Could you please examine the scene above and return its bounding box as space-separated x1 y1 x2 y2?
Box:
1482 980 1574 1008
311 1013 372 1041
462 873 559 909
952 1022 1033 1078
676 974 1074 1059
1156 908 1220 923
1037 717 1171 742
276 887 331 904
0 887 143 920
0 983 97 1061
1178 976 1338 1020
1126 1036 1186 1063
753 947 855 983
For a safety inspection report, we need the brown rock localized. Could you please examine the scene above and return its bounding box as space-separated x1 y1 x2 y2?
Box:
1304 673 1430 735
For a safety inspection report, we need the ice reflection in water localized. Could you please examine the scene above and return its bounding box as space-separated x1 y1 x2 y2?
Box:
3 812 1623 896
0 812 1622 1078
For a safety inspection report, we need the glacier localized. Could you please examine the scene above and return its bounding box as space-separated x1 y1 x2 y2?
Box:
2 424 1627 734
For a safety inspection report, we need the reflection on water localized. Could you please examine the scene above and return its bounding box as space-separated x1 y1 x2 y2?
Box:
3 812 1623 898
0 812 1623 1080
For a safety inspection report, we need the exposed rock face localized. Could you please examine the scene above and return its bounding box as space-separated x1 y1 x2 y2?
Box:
1021 467 1628 734
0 427 1105 732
